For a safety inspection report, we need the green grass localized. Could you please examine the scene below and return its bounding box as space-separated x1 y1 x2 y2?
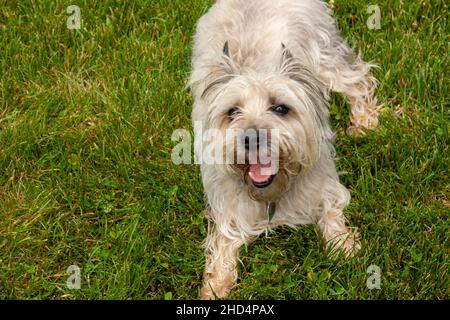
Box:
0 0 448 299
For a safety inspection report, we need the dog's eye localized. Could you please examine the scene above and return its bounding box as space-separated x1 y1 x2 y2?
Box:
271 105 289 116
227 107 240 119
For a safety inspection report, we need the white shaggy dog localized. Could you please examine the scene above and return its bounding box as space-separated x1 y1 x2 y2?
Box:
188 0 379 299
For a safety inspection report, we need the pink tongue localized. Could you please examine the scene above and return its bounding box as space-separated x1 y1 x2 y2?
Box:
249 162 272 183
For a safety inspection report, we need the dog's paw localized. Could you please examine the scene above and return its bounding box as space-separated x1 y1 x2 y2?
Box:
199 279 234 300
347 104 381 136
327 230 361 260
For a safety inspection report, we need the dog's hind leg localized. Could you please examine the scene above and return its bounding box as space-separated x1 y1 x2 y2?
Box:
319 41 381 136
343 65 380 136
199 223 244 300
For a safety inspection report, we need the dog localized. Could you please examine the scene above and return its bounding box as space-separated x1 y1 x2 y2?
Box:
188 0 379 299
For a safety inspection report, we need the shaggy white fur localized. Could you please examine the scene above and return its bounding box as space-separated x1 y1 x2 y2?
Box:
189 0 379 299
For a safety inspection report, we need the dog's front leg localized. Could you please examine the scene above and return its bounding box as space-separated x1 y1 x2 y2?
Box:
317 207 361 259
199 223 243 300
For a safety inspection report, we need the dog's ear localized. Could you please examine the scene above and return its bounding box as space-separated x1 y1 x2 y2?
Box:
280 43 314 85
201 41 237 99
280 43 328 112
221 41 237 73
223 41 230 58
281 43 293 61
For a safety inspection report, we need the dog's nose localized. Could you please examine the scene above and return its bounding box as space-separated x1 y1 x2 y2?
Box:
244 136 259 150
244 128 260 151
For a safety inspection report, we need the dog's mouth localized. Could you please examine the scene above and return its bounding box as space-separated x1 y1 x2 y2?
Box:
238 157 293 203
248 162 276 188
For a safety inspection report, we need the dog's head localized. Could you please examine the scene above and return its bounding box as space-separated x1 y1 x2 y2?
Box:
197 41 329 202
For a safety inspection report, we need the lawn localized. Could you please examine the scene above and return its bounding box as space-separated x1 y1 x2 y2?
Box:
0 0 448 299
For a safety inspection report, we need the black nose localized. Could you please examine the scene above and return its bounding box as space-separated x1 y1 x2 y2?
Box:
244 129 260 151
